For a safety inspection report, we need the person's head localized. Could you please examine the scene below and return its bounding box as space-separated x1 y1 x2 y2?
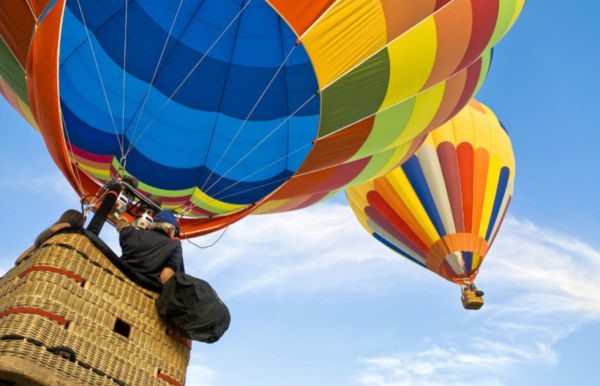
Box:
35 210 85 247
58 209 86 227
121 174 139 189
151 210 178 238
147 193 163 208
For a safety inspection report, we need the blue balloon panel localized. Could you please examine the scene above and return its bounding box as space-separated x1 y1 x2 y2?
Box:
59 0 320 204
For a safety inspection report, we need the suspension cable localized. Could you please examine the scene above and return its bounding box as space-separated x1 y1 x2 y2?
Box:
75 0 125 161
201 93 317 198
210 143 311 201
121 0 128 148
124 0 185 157
199 44 298 193
61 113 85 196
124 0 253 158
181 36 323 216
177 92 316 218
204 177 288 207
180 174 289 220
180 222 232 249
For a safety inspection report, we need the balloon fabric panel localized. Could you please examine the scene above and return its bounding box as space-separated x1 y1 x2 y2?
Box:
0 1 38 67
457 142 475 233
366 190 428 254
373 177 434 249
265 0 337 37
0 39 28 106
437 142 464 232
418 143 458 235
261 54 492 214
402 156 448 239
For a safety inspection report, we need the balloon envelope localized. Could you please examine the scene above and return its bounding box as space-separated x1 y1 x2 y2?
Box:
346 100 515 284
1 0 524 236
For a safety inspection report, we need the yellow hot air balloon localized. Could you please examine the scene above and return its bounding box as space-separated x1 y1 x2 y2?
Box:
346 100 515 309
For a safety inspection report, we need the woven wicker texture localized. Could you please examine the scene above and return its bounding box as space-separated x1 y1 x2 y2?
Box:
461 290 484 310
0 233 191 386
0 339 116 386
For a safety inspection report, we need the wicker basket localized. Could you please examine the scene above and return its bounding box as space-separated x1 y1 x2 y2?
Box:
461 290 484 310
0 232 191 386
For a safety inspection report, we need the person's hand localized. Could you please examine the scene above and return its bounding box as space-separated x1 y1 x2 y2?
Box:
116 218 130 233
159 267 175 285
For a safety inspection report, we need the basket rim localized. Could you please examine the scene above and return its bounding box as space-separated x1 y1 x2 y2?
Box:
42 228 163 293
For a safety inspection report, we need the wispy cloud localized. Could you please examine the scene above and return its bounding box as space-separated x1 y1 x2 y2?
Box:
356 216 600 386
181 203 420 297
358 338 558 386
0 161 73 197
94 204 600 386
173 351 216 386
483 217 600 319
185 363 216 386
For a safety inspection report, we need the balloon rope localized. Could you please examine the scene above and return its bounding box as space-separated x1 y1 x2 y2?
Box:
287 53 319 129
202 143 313 208
61 113 85 196
75 0 125 160
124 0 254 158
179 32 311 218
124 0 184 157
201 93 317 197
177 92 316 219
177 140 309 218
181 222 231 249
199 44 298 193
181 177 289 226
204 177 288 206
121 0 128 149
24 1 37 21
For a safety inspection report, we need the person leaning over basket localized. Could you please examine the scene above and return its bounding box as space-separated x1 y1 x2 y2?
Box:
15 209 86 264
117 210 185 284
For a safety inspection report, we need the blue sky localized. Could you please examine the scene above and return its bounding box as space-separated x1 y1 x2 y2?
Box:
2 1 600 386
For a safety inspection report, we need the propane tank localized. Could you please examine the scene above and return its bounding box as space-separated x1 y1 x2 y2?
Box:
109 175 139 221
132 194 163 231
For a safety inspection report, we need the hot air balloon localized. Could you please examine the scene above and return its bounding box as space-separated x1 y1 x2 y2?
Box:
346 100 515 309
0 0 524 237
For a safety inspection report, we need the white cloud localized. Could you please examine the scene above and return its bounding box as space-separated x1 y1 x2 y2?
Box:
0 161 73 197
184 364 216 386
89 203 600 386
357 216 600 386
178 211 600 319
359 338 558 386
181 203 422 297
483 217 600 319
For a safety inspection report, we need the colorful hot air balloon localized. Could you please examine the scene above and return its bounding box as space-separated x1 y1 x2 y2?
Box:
346 100 515 306
0 0 524 237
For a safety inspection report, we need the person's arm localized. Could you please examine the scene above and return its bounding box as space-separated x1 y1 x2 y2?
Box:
159 244 183 284
49 223 70 234
158 267 175 285
15 223 71 265
15 245 36 265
